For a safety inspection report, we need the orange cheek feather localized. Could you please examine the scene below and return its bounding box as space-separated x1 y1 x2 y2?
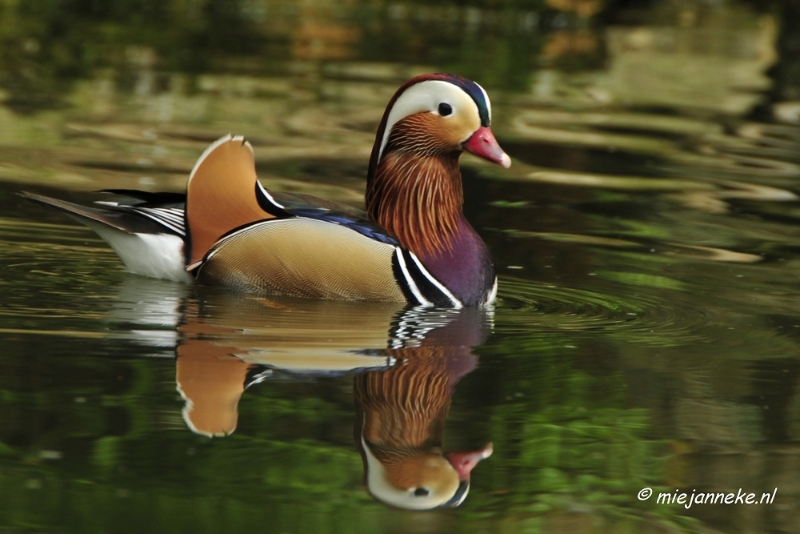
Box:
385 454 458 493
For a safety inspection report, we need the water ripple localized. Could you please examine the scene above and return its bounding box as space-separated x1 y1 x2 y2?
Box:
496 277 708 345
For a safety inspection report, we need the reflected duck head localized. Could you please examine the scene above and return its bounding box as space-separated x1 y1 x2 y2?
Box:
362 440 493 510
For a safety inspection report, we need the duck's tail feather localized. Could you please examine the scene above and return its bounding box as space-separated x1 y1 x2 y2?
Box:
19 191 190 282
20 191 165 234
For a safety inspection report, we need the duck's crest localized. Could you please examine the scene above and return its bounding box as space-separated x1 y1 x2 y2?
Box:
185 135 281 269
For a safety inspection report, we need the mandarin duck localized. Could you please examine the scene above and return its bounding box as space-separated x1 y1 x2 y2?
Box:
21 73 510 307
354 306 493 509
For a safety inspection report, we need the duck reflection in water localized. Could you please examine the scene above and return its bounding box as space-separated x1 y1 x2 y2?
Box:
164 289 493 510
354 307 493 509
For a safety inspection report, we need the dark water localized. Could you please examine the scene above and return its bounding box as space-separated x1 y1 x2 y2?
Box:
1 1 800 533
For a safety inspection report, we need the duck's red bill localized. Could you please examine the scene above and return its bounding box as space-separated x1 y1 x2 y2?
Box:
446 442 494 481
463 127 511 168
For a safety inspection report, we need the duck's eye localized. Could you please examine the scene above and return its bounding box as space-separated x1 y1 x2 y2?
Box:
413 487 430 497
438 103 452 116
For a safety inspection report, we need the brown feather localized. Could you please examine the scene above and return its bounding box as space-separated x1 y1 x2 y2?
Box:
186 136 275 267
366 114 464 256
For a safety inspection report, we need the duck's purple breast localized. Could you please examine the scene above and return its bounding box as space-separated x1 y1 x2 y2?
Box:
417 215 496 307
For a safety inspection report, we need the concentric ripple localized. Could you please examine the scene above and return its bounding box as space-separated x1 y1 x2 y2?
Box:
496 276 710 345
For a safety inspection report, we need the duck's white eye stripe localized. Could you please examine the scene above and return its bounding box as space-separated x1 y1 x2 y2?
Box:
378 80 480 161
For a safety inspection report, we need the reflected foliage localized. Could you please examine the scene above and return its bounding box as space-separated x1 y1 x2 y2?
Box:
0 0 557 114
466 340 688 531
0 0 271 112
354 5 544 90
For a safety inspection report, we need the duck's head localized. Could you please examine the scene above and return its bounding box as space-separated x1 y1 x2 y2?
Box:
368 73 510 180
367 74 510 256
362 439 493 510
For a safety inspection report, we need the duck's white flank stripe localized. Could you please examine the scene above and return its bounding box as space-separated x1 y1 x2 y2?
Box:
395 248 432 306
257 180 284 209
197 219 295 271
200 218 283 265
407 252 463 308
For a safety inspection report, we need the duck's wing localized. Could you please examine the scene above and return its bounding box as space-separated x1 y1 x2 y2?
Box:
89 188 389 244
184 135 282 268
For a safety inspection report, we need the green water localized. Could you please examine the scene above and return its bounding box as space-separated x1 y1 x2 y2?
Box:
1 1 799 533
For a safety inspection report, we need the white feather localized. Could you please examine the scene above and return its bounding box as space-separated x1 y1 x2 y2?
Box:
378 80 480 162
484 277 498 306
407 251 463 308
394 248 432 306
79 218 191 283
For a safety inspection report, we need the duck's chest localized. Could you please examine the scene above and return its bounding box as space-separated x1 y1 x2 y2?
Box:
411 222 496 307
